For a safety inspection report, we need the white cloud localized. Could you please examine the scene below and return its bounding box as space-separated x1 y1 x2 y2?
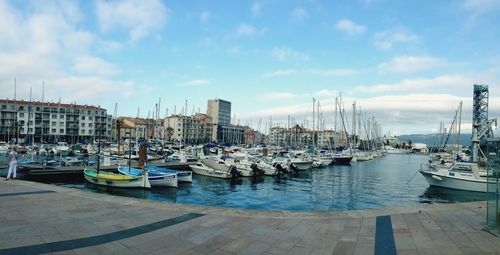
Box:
373 28 418 50
463 0 500 13
378 56 445 74
237 23 256 36
240 93 500 135
272 47 310 62
315 89 337 98
335 19 366 36
200 11 211 23
291 7 309 22
262 69 297 78
236 23 266 37
354 75 475 94
96 0 168 42
262 68 356 78
73 56 120 76
0 1 140 104
306 68 357 76
259 92 299 101
49 76 138 101
251 2 262 17
462 0 500 28
177 79 210 87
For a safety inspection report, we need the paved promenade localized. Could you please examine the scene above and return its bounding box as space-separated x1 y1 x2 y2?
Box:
0 179 499 255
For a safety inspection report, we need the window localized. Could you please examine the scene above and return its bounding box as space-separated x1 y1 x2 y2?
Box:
19 113 24 117
60 115 64 119
36 107 40 111
60 122 64 126
1 105 5 109
88 123 92 127
19 106 24 111
52 114 56 119
81 129 85 134
60 129 64 133
52 122 56 126
51 129 56 133
89 130 92 134
88 110 91 115
81 116 85 120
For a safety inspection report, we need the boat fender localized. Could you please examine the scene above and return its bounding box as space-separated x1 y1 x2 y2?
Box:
431 175 443 181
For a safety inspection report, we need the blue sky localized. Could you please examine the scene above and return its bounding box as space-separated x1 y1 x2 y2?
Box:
1 0 499 135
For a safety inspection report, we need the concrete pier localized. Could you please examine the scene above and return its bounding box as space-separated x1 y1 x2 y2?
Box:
0 180 499 255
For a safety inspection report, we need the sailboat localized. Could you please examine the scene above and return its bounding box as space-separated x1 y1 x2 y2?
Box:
333 96 353 165
419 97 497 192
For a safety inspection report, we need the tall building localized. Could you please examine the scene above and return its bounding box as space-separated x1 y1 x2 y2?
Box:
0 99 111 143
206 99 245 144
207 99 231 126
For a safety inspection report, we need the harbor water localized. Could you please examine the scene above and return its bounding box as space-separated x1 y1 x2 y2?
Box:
54 154 485 212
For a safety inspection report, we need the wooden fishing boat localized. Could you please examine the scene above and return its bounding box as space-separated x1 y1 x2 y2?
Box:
83 169 151 188
145 165 192 183
118 166 177 188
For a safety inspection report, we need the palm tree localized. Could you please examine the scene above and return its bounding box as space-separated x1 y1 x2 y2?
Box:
166 126 174 141
111 118 122 154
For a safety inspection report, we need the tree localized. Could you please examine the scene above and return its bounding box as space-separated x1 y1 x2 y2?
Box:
166 126 174 141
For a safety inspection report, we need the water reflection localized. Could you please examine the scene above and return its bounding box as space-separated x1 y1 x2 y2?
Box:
419 186 486 203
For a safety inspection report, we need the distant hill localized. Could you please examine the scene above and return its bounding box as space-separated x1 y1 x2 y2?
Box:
395 133 472 146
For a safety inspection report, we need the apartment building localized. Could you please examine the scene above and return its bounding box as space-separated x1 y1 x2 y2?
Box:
0 99 111 143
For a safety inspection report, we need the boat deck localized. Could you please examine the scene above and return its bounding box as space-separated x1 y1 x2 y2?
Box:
0 179 499 254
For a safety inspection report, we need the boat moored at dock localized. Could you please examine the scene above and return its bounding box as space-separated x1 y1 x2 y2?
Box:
118 166 177 188
83 169 151 188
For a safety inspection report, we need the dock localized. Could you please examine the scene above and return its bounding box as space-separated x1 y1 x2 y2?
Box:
1 179 499 254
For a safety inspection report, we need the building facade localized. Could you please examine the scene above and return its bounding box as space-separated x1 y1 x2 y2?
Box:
207 99 231 126
0 99 111 144
164 115 202 144
268 126 340 148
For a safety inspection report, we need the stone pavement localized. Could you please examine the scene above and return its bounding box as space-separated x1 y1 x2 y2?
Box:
0 179 499 255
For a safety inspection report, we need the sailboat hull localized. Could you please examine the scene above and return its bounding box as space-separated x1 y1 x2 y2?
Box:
333 156 353 165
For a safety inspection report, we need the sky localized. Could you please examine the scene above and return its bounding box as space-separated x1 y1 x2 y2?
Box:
0 0 499 136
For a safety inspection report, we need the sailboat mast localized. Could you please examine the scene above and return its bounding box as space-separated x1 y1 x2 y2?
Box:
312 98 315 148
41 81 45 143
352 101 356 146
457 101 462 155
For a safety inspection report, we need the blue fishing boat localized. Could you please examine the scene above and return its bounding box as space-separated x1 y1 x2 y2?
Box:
118 166 177 188
145 165 193 183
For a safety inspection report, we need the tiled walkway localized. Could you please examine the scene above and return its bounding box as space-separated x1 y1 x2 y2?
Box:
0 180 498 255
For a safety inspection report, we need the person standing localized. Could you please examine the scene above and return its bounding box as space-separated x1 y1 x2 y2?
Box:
6 146 18 180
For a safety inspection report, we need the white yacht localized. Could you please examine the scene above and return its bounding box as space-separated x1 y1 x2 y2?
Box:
272 152 312 171
53 142 70 155
190 162 238 179
419 162 488 192
0 142 8 154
